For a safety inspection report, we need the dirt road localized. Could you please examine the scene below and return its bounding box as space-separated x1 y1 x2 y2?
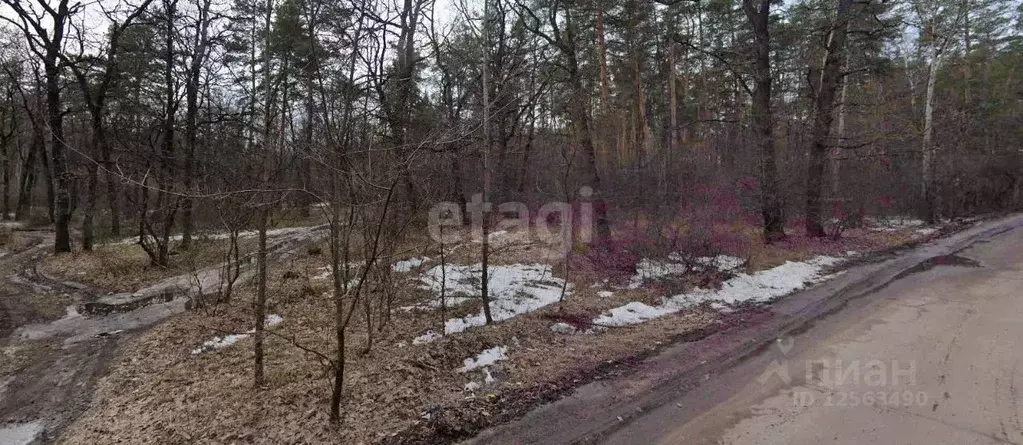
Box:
0 227 324 444
469 214 1023 445
0 232 121 445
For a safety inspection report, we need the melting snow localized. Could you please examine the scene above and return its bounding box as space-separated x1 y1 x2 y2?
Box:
550 322 577 334
628 259 688 289
191 314 284 354
393 257 431 273
412 264 570 343
411 331 439 345
594 256 842 327
868 217 926 232
0 421 43 445
627 255 745 289
457 346 508 372
113 226 314 245
311 261 366 281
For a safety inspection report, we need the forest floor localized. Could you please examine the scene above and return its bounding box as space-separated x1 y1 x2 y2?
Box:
24 215 966 444
0 225 324 445
39 232 268 293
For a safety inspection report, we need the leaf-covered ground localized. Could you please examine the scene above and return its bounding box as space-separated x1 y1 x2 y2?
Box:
57 220 946 444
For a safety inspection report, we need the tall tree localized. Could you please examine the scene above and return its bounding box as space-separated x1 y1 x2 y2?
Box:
516 0 613 244
65 0 156 250
1 0 82 252
742 0 787 241
805 0 855 237
911 0 967 222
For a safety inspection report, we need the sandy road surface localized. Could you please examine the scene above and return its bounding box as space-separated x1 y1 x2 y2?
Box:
608 220 1023 444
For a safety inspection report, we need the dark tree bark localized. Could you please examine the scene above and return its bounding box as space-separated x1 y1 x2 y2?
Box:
138 0 180 267
16 130 40 220
1 0 79 249
46 33 72 250
516 0 612 244
68 0 155 249
742 0 786 242
181 0 213 250
156 0 180 263
0 95 13 220
38 128 56 223
805 0 854 237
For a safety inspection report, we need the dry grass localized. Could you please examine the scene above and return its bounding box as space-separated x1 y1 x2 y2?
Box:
57 218 936 444
58 247 719 444
41 238 257 293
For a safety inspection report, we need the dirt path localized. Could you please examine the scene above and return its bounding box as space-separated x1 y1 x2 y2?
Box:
0 232 116 445
0 227 325 444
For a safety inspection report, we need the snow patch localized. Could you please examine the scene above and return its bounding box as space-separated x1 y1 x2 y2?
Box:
868 217 926 232
191 314 284 354
0 421 44 445
691 254 746 272
594 256 842 327
457 346 508 372
550 322 577 334
412 330 442 345
627 259 688 289
64 305 81 319
311 261 366 281
597 291 614 298
411 264 570 343
113 226 314 245
627 255 745 289
393 257 431 273
709 302 734 313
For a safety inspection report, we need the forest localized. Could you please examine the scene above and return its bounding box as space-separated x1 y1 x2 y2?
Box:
0 0 1021 441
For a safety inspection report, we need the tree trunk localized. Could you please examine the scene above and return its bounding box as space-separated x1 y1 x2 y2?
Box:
46 61 72 252
39 137 56 224
1 143 9 220
830 51 850 197
81 105 109 250
743 0 786 242
806 0 853 237
16 132 39 220
597 5 610 106
181 58 201 250
669 43 679 155
564 7 612 244
105 144 120 236
921 44 941 224
81 169 99 250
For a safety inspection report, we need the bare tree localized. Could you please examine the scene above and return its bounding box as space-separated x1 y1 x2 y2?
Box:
0 0 82 252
